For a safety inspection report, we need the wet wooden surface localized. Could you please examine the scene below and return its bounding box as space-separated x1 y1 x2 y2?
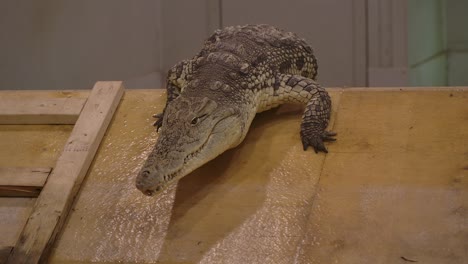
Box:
0 88 467 263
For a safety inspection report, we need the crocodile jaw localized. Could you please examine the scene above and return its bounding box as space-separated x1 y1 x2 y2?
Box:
136 114 243 196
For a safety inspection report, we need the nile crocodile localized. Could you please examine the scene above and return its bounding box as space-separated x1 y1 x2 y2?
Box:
136 24 336 196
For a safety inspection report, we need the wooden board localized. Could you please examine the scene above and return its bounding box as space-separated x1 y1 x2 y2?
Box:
42 87 467 264
0 198 35 264
0 247 12 264
0 97 86 125
0 168 51 197
48 89 339 263
295 89 468 263
6 82 124 264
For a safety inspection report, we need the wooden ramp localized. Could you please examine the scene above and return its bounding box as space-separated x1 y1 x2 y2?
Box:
1 87 467 263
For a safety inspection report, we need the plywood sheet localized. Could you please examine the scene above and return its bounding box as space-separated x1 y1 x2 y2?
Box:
0 125 72 168
48 89 341 263
1 88 466 263
0 198 35 254
295 90 468 264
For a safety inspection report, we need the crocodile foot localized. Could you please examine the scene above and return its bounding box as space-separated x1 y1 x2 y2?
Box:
152 113 163 131
301 130 336 153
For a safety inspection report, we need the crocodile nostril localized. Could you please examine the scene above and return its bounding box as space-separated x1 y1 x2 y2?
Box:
141 170 150 178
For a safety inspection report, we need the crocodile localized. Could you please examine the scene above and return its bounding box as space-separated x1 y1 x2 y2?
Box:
136 24 336 196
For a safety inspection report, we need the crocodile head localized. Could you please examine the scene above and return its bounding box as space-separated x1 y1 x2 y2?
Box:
136 95 245 196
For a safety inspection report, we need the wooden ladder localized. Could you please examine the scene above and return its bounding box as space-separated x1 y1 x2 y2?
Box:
0 82 124 264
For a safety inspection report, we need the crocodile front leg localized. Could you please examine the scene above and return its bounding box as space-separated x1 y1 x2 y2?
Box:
153 59 193 130
258 74 336 153
300 89 336 153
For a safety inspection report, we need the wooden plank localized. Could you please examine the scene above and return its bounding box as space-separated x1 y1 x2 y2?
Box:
0 247 12 264
0 168 51 197
7 81 124 264
0 198 35 264
0 97 86 125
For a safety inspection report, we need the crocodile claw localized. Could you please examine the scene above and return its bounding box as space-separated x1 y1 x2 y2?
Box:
301 130 336 153
152 113 163 131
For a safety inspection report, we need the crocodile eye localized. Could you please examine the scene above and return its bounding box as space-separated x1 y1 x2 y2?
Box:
191 117 199 125
191 114 207 125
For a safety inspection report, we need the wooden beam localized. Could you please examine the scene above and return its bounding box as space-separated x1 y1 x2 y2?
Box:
0 168 51 197
7 81 124 264
0 97 86 125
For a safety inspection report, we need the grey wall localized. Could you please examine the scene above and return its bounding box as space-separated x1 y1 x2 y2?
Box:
159 0 368 87
160 0 220 75
1 1 414 90
161 0 408 87
0 0 162 90
221 0 367 87
368 0 408 86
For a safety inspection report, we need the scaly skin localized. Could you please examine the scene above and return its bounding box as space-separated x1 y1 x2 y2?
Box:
136 24 336 196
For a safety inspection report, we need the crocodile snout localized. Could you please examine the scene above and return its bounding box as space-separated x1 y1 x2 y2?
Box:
136 170 160 196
